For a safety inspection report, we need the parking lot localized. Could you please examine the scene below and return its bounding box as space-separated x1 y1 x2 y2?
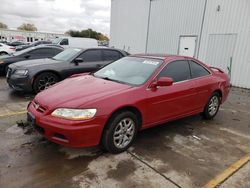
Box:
0 75 249 188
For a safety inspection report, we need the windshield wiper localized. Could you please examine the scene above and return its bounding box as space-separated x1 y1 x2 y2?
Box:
99 76 124 84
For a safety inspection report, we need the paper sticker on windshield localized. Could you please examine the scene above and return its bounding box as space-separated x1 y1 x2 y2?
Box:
142 60 159 66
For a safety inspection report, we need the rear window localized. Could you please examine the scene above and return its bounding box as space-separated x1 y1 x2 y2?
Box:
189 60 210 78
103 50 122 61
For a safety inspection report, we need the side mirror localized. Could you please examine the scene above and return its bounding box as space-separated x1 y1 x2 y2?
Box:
74 58 83 65
24 54 30 59
151 77 173 89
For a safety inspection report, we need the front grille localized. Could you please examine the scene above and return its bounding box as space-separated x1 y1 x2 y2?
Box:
33 101 46 113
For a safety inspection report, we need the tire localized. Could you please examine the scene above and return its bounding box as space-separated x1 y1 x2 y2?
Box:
0 51 8 56
203 92 221 119
33 72 59 94
101 111 139 154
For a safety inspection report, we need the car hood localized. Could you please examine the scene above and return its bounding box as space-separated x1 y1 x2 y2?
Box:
35 75 133 110
10 58 61 68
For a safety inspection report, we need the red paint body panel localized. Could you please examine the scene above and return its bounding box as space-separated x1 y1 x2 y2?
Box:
27 55 230 147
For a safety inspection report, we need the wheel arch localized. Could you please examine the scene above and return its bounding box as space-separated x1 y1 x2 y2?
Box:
99 105 143 147
32 70 62 93
103 105 143 132
111 106 142 127
212 89 222 102
32 70 62 83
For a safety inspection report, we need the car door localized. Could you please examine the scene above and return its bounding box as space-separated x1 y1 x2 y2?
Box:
188 60 213 109
69 49 104 74
145 60 197 125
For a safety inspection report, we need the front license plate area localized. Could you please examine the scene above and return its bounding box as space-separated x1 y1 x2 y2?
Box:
27 112 35 127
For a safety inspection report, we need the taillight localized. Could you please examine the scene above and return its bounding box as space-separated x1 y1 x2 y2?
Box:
10 47 16 50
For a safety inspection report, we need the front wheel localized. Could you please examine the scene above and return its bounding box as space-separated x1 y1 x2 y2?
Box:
203 92 221 119
101 111 139 154
33 72 59 93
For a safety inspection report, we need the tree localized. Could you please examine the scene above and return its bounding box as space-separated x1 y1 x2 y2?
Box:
66 28 109 41
0 22 8 29
17 23 37 31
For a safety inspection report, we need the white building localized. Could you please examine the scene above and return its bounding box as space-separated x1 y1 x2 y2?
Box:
0 29 65 43
110 0 250 89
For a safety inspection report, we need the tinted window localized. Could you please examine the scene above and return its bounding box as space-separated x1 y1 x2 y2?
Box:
53 48 63 55
29 48 55 56
80 50 103 62
53 48 81 61
103 50 122 61
157 60 191 82
60 39 69 45
189 61 210 78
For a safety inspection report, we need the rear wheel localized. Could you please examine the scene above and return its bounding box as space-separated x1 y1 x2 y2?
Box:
33 72 59 93
203 92 221 119
101 111 138 154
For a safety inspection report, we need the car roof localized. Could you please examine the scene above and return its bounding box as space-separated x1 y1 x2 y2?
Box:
130 54 193 61
65 47 128 53
32 45 63 50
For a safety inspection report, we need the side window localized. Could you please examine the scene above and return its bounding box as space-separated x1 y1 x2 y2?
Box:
103 50 122 61
28 49 40 55
29 48 54 56
189 60 210 78
157 60 191 82
79 50 103 62
60 39 69 45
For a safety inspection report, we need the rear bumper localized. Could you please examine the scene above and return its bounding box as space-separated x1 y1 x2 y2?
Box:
27 102 107 148
221 85 230 104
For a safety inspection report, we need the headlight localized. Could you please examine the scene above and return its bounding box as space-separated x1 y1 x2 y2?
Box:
14 69 28 76
51 108 97 120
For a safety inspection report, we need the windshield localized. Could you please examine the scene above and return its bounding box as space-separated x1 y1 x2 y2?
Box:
52 38 62 44
53 48 81 61
94 57 163 85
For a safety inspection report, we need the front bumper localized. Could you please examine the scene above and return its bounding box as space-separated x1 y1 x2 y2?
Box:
27 101 107 148
7 74 33 92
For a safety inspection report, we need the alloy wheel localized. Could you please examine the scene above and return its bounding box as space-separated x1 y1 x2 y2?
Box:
38 74 57 91
208 96 219 116
113 118 135 149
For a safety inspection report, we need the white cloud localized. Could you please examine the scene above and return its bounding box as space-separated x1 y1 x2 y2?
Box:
0 0 111 35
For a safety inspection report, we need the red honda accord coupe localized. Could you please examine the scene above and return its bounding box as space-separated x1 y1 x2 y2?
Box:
27 54 230 153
